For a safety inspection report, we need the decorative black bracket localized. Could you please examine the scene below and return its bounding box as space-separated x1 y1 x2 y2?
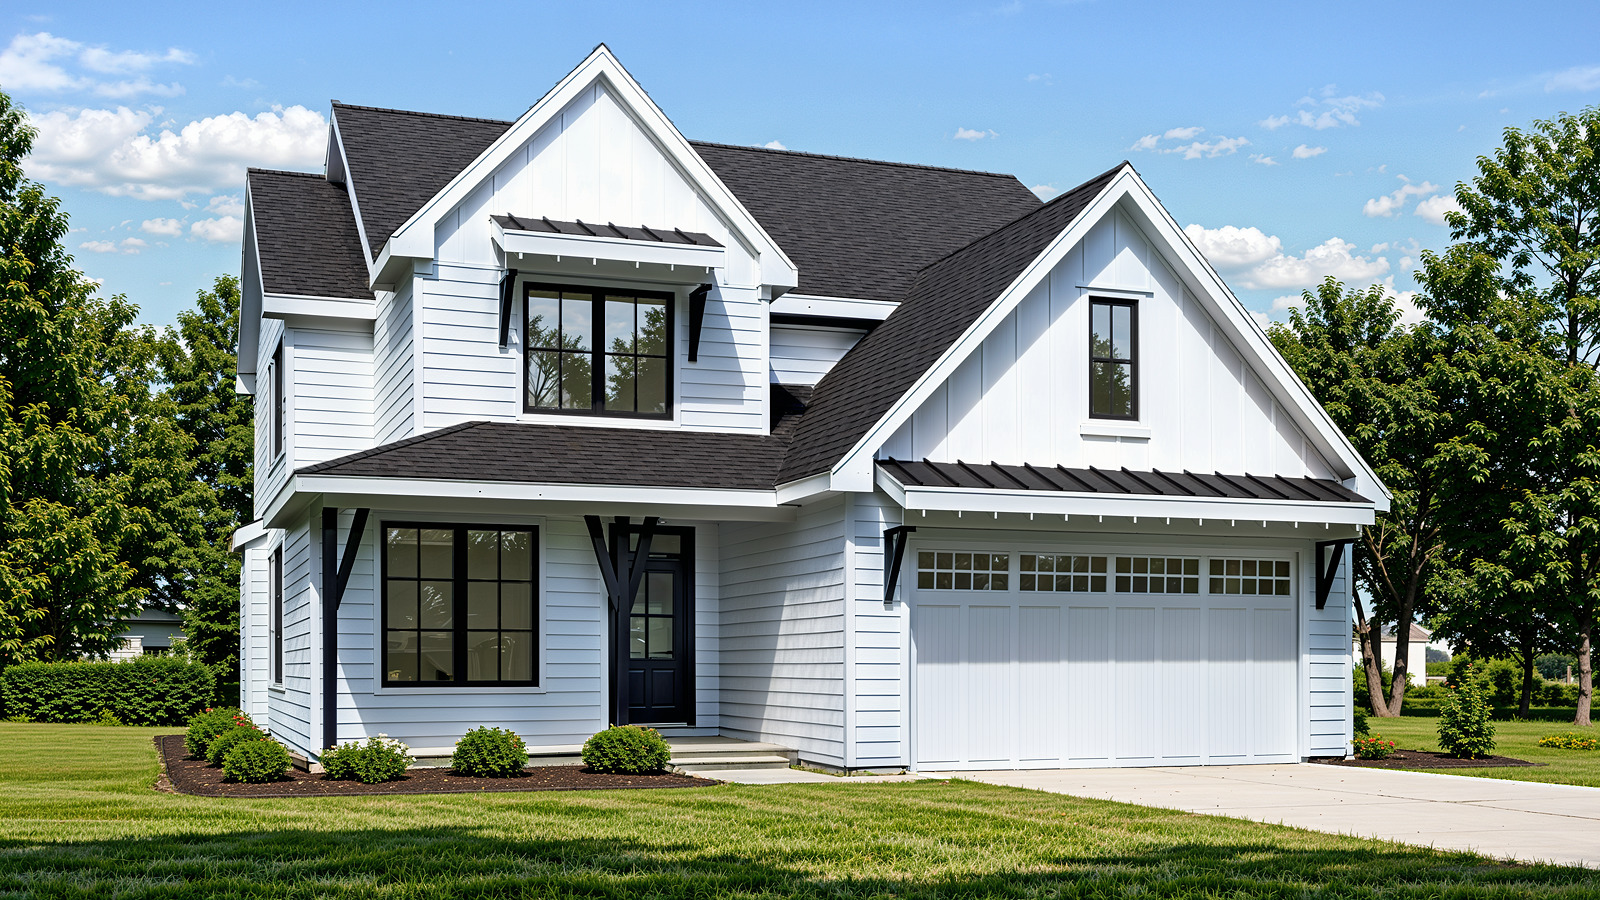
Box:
687 283 712 362
585 514 658 725
320 506 369 756
1314 539 1353 610
883 525 917 605
497 267 519 349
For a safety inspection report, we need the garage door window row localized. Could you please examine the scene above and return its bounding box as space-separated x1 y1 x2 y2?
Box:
917 551 1290 596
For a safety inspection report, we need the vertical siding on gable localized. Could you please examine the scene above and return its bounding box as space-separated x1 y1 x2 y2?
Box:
769 324 865 386
1303 544 1352 757
718 497 847 766
374 282 416 444
846 491 906 768
291 328 374 467
883 205 1336 481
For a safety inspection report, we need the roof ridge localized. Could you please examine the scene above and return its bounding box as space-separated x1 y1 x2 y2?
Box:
248 167 325 179
330 100 514 127
689 139 1024 180
906 160 1129 281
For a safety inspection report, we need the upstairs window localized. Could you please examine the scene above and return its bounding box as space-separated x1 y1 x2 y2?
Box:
271 341 285 457
1089 299 1137 419
524 283 672 418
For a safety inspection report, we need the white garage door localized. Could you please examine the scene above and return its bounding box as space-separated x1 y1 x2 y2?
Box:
912 548 1298 771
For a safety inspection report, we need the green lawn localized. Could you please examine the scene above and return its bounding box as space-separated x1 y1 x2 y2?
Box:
1 724 1596 898
1370 716 1600 788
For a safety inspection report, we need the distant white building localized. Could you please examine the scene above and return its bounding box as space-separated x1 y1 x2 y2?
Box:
107 608 184 660
1354 622 1431 686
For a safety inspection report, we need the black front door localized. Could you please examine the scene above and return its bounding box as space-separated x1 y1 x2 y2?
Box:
612 525 693 725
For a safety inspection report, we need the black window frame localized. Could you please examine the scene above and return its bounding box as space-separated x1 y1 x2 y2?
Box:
521 281 675 419
270 546 283 684
271 341 285 458
1088 297 1139 420
380 521 540 689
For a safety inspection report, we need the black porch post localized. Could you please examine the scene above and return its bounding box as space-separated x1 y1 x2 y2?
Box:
321 507 338 755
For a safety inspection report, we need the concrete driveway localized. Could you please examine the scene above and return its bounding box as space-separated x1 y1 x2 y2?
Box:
951 764 1600 869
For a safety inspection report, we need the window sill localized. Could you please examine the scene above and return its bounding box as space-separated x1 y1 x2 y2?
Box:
1080 421 1151 440
374 684 548 696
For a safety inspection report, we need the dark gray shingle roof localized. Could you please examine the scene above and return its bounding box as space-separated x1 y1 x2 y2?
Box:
879 460 1369 504
246 169 373 300
689 142 1043 301
778 164 1127 483
332 102 511 259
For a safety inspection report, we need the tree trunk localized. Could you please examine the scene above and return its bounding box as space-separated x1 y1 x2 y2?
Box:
1577 623 1593 728
1518 640 1535 719
1353 600 1391 715
1386 621 1412 717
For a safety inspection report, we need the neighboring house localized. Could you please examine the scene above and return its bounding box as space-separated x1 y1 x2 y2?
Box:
1354 622 1431 687
107 608 184 660
233 46 1386 772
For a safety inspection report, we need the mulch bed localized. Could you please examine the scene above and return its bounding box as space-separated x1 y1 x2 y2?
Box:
155 735 718 798
1315 748 1540 770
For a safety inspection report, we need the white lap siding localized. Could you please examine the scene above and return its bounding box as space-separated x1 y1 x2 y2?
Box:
769 324 864 386
238 543 271 722
374 282 416 444
845 491 907 769
1303 545 1353 758
271 516 316 756
718 497 847 766
290 328 374 466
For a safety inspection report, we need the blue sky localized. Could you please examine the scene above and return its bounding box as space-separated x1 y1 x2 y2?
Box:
6 1 1599 326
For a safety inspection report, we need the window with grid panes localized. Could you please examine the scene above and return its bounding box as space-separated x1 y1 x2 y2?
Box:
916 551 1010 591
524 284 671 417
1208 558 1292 596
1113 556 1200 593
1020 554 1107 592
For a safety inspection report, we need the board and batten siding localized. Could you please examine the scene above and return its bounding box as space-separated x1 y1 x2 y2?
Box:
238 542 271 722
1303 546 1353 758
374 281 416 444
414 263 768 434
770 324 865 386
718 497 847 766
880 205 1338 481
845 491 907 769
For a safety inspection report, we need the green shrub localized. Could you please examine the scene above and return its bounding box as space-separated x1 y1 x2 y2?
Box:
222 739 292 783
1538 732 1599 750
1535 653 1577 682
1352 733 1396 760
1437 663 1496 759
95 709 122 727
451 727 527 777
321 736 412 784
1 657 214 725
582 725 672 774
208 723 268 766
184 707 248 759
1353 706 1370 738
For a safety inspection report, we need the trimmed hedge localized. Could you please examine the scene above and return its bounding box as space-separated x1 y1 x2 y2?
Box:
1 657 214 725
452 727 527 778
1398 701 1578 722
223 739 292 783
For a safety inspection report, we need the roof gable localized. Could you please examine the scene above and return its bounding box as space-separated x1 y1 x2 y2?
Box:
690 142 1041 301
246 169 373 299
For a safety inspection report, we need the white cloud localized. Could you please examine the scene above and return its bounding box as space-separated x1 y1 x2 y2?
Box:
761 140 786 150
79 239 119 253
1362 178 1440 217
120 236 147 251
1163 125 1203 140
1172 136 1249 159
1260 86 1383 130
206 193 245 217
26 104 326 201
954 127 998 141
1130 134 1160 151
78 236 145 254
1025 73 1052 84
1183 224 1282 268
1546 65 1600 92
1414 194 1463 226
140 217 183 236
1030 184 1057 200
0 32 191 98
1250 153 1278 166
190 215 243 243
1292 144 1327 159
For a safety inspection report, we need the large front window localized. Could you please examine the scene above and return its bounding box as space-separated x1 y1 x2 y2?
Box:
382 524 538 687
524 283 672 417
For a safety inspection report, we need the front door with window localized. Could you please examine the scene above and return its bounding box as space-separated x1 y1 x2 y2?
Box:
612 526 693 725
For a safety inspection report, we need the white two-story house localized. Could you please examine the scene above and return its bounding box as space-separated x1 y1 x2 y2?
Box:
234 46 1385 772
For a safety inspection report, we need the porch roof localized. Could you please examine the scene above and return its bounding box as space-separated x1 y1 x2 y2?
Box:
491 215 721 248
877 459 1370 504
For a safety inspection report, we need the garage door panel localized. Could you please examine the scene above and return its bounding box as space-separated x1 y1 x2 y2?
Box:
1252 606 1297 758
1018 605 1063 763
1115 607 1157 761
1162 606 1205 760
1066 605 1112 761
914 604 963 765
967 605 1016 764
1207 607 1248 759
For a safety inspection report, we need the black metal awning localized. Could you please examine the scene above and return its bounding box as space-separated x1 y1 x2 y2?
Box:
878 459 1369 505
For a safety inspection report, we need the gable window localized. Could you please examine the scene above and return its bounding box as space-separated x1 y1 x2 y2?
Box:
524 283 672 417
1089 299 1137 419
382 524 538 687
271 341 285 457
270 546 283 684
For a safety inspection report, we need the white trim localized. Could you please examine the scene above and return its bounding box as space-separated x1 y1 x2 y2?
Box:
297 475 783 508
380 45 797 292
232 519 269 552
1079 421 1151 440
828 167 1389 509
262 293 376 329
770 294 898 322
237 187 266 379
775 472 832 504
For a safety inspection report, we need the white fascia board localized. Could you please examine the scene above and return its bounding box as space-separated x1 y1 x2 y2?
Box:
262 293 377 330
828 167 1133 492
492 220 725 271
894 483 1376 527
1113 169 1389 509
770 294 898 321
380 45 797 292
774 472 833 505
327 110 381 285
231 519 270 551
238 188 264 379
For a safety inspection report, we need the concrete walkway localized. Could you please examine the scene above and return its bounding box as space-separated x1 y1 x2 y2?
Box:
953 764 1600 869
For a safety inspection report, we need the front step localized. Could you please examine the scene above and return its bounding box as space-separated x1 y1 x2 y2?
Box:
666 738 797 774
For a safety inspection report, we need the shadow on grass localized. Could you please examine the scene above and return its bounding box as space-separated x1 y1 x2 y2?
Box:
0 826 1593 899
